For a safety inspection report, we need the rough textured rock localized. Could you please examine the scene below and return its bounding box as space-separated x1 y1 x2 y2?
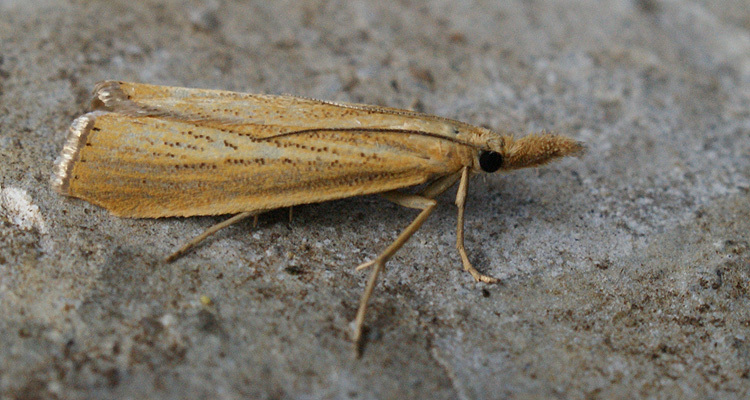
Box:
1 0 749 398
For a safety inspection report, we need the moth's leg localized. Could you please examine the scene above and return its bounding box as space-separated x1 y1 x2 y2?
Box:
455 166 499 283
165 211 260 263
351 170 467 352
420 170 463 199
352 192 437 352
354 172 461 273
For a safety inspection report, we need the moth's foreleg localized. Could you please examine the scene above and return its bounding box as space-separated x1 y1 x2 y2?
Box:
455 167 499 283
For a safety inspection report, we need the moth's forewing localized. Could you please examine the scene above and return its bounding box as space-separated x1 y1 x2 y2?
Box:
54 82 478 217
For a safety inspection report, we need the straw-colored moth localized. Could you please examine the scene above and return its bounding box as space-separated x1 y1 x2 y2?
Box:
53 81 584 353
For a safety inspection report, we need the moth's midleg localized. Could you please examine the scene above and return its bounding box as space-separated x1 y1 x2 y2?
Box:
354 171 462 274
351 171 463 351
419 170 463 199
165 211 260 262
455 167 499 283
351 191 437 350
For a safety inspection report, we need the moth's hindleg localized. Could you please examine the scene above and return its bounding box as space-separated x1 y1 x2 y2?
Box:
165 211 260 262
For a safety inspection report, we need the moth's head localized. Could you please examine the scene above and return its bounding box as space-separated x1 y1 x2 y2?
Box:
478 133 585 173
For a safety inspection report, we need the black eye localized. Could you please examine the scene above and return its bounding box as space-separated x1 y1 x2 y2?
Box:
479 151 503 172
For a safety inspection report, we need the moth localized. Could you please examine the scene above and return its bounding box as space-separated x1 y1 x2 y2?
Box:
53 81 584 352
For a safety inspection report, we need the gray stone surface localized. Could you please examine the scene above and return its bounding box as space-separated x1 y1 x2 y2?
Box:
1 0 749 398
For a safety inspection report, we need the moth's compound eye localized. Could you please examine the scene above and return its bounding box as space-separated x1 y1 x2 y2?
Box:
479 151 503 172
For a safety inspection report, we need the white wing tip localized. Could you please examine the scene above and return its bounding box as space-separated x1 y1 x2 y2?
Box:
51 111 105 194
